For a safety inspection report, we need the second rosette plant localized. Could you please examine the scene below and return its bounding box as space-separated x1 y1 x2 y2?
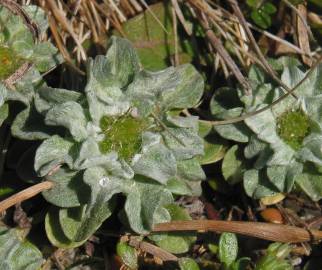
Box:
211 59 322 202
14 36 206 248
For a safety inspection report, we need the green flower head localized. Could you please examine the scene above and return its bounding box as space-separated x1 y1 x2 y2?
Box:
211 58 322 201
22 36 205 247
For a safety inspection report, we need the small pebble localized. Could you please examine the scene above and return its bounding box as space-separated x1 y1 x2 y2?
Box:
260 208 283 224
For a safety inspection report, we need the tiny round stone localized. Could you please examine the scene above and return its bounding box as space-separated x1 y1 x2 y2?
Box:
276 109 310 150
260 208 283 224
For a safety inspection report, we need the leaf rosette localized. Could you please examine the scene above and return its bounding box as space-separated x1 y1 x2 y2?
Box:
211 58 322 201
24 36 205 247
0 2 61 126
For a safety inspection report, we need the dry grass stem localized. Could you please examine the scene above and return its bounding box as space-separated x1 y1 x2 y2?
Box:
0 181 54 213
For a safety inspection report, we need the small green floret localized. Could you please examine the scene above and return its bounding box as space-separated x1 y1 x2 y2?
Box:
277 109 310 150
99 114 149 161
0 46 24 80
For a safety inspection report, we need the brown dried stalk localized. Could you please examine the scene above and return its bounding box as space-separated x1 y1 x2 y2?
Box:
129 237 178 262
199 15 252 95
0 181 54 213
153 220 322 243
46 0 86 60
227 0 298 99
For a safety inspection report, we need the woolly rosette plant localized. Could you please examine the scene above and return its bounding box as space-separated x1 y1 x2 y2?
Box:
0 2 61 126
211 58 322 202
14 36 205 248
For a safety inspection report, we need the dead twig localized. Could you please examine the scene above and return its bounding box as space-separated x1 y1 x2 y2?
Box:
295 3 313 66
0 181 54 213
198 14 252 95
227 0 297 99
153 220 322 243
128 236 178 262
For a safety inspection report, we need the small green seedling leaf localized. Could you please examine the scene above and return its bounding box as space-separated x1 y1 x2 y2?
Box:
255 243 293 270
179 258 200 270
218 233 238 267
116 241 138 270
222 145 245 185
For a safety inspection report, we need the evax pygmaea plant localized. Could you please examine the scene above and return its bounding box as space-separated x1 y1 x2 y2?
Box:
14 36 205 247
0 1 61 127
211 58 322 201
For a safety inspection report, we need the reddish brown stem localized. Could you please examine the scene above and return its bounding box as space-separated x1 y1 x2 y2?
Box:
0 181 54 213
153 220 322 243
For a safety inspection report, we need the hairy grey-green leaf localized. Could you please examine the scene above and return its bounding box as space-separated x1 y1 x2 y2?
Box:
304 96 322 129
244 136 267 159
74 138 114 170
126 67 179 116
268 141 295 166
0 83 7 107
35 135 74 176
124 178 173 234
266 166 288 192
45 208 85 248
268 56 301 71
84 37 139 122
132 144 177 184
214 123 250 143
267 162 302 193
210 87 243 116
295 171 322 201
32 42 62 72
244 169 278 199
240 83 277 109
0 226 43 270
34 86 83 114
282 65 322 97
8 69 43 105
244 107 278 144
0 103 8 126
45 101 88 142
162 127 204 160
85 57 130 123
104 36 140 88
248 65 267 84
160 64 204 110
165 178 192 195
56 167 122 243
166 115 199 130
297 134 322 165
11 106 57 140
42 167 89 207
23 5 48 34
253 147 274 170
177 158 205 181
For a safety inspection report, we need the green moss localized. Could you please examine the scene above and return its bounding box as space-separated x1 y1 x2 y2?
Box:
276 109 310 150
99 114 149 161
0 46 24 80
